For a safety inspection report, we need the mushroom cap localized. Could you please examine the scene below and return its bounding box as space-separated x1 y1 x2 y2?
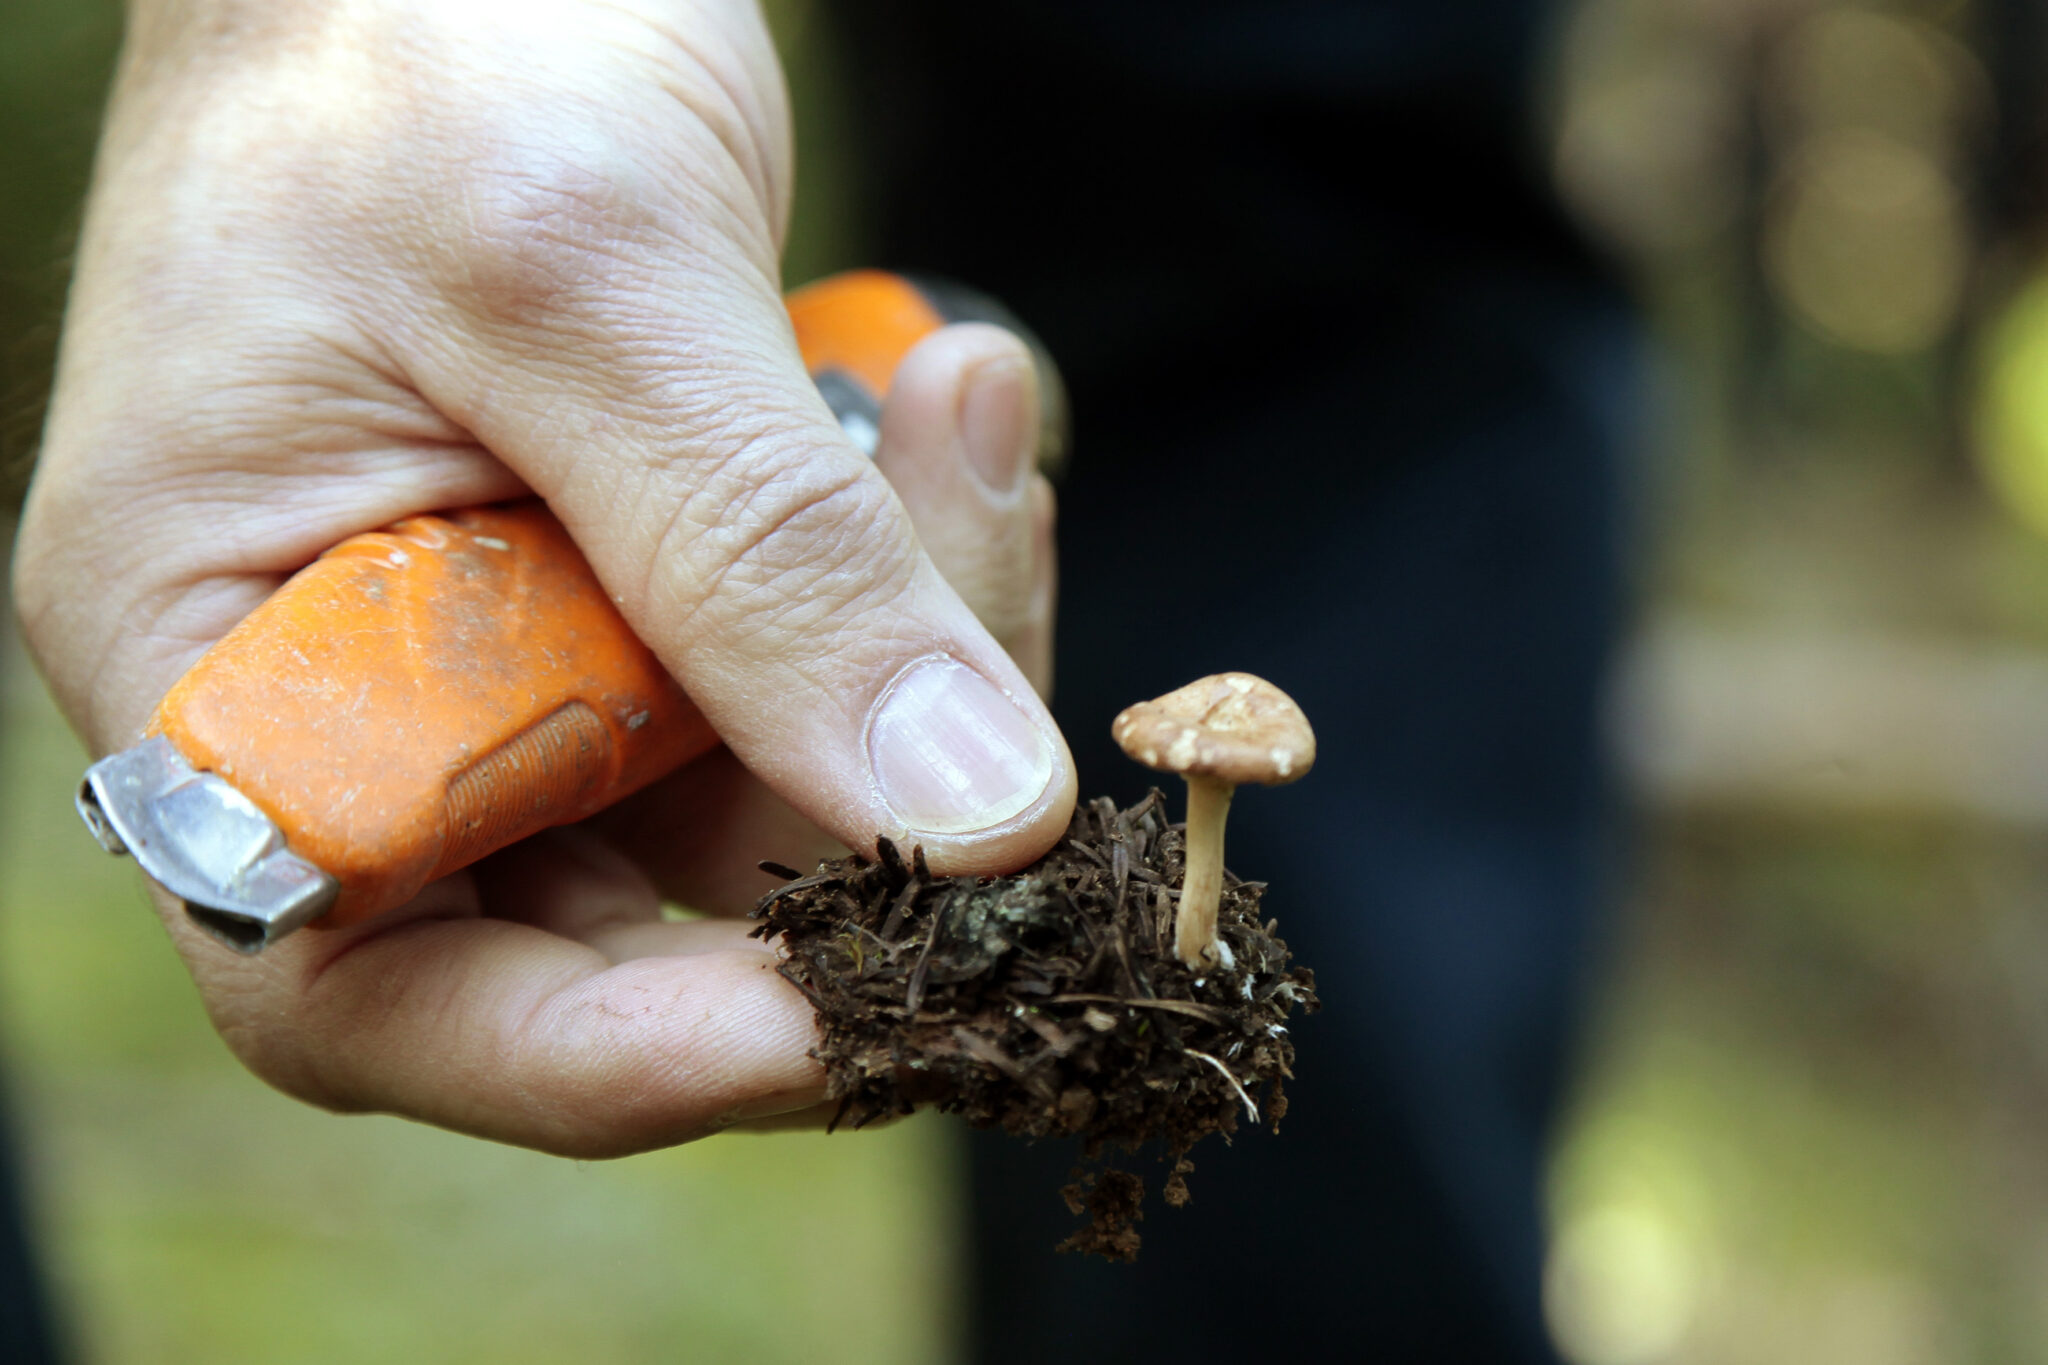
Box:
1111 672 1316 787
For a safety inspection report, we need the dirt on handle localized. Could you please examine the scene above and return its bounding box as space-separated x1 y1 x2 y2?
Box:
749 790 1319 1260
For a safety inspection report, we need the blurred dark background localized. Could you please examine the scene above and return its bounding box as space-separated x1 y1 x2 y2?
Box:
9 0 2048 1360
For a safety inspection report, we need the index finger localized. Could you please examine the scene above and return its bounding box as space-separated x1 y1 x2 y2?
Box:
194 891 825 1156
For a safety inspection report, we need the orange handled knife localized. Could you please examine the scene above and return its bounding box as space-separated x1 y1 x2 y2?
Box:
77 270 1065 951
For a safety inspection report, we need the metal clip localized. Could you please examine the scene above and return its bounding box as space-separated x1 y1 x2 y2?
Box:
78 737 338 953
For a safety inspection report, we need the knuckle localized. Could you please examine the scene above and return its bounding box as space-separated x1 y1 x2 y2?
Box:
971 571 1040 643
430 94 773 342
646 449 912 644
448 154 664 333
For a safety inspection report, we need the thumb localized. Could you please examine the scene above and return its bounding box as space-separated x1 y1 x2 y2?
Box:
401 221 1074 872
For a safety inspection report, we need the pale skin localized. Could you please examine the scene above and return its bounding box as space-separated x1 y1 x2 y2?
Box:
12 0 1078 1156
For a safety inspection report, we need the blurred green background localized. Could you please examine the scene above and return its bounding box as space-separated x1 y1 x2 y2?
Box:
9 0 2048 1361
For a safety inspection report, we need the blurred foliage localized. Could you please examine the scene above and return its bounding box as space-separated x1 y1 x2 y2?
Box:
0 0 119 498
1546 1 2048 1362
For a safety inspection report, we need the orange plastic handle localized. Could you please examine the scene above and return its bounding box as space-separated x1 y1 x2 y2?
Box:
148 270 955 927
786 269 947 396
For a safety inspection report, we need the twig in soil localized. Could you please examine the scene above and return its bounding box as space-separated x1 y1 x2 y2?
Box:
1045 993 1230 1025
1186 1049 1259 1124
905 914 941 1015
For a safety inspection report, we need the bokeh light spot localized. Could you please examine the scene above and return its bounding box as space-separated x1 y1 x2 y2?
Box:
1763 128 1967 354
1546 1201 1703 1365
1972 268 2048 540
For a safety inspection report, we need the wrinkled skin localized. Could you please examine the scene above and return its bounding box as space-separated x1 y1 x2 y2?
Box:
14 0 1076 1156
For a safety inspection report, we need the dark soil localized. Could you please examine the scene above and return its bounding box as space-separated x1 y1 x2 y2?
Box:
750 790 1318 1260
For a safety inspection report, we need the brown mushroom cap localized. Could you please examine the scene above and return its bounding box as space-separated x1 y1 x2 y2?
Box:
1111 672 1316 787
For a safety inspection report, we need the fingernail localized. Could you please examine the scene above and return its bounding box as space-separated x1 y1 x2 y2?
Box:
868 655 1054 834
959 356 1033 498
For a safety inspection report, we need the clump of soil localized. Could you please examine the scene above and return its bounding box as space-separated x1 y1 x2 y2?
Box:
750 790 1318 1260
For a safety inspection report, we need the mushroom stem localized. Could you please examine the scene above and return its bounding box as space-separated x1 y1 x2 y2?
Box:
1175 774 1235 968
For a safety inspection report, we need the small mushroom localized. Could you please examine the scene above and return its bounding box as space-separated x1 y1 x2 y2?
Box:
1112 673 1316 968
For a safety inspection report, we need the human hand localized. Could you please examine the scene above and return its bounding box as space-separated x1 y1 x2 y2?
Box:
13 0 1072 1154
